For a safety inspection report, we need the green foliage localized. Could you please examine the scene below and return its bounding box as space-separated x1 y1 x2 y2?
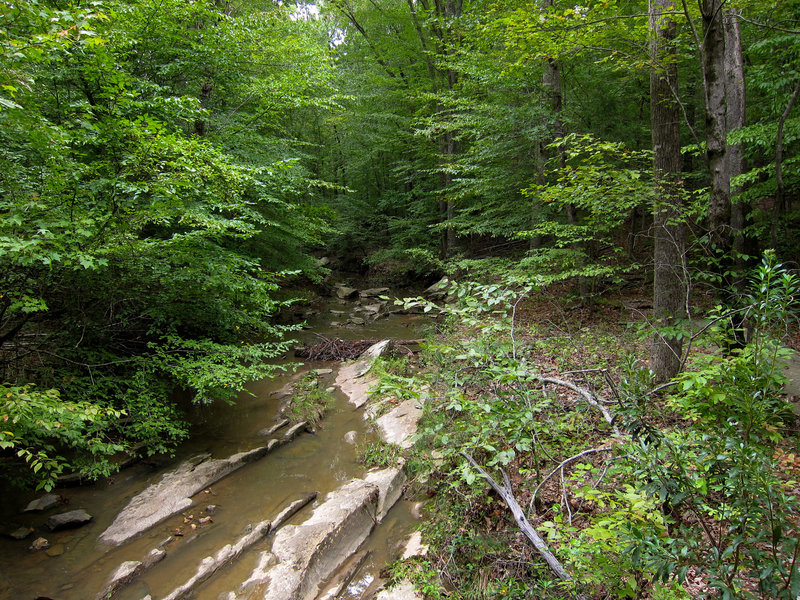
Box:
0 384 124 490
541 483 667 598
357 439 401 468
617 252 800 599
368 354 424 412
0 0 335 487
284 372 333 425
517 134 651 282
403 253 799 598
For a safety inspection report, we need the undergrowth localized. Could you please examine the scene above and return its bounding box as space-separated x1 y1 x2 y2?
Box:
392 252 799 600
284 371 333 425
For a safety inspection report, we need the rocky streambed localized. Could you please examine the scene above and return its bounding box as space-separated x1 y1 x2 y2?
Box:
0 285 444 600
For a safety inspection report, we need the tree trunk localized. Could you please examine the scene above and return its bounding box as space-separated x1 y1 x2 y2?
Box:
771 75 800 248
723 8 747 264
700 0 730 246
432 0 462 258
649 0 686 382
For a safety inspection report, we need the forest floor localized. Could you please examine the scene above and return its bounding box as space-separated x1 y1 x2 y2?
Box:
373 280 800 600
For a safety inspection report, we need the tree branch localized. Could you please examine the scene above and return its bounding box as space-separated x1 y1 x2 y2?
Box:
530 447 613 510
460 452 577 587
529 374 620 436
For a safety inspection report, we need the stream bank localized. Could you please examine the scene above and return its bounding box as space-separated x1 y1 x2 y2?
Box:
0 285 439 600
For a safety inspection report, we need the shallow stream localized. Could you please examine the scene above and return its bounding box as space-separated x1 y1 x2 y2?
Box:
0 295 429 600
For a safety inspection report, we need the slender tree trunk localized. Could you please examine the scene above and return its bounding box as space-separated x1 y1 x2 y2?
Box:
650 0 686 382
439 131 457 256
771 75 800 248
723 8 747 264
700 0 730 245
432 0 461 258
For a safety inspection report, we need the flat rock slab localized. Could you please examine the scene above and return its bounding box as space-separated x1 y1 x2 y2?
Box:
99 446 271 546
162 493 316 600
260 479 379 600
45 509 92 531
335 363 376 408
336 286 359 300
335 340 390 408
375 399 423 449
360 287 390 298
364 466 407 521
401 531 429 559
96 549 165 600
232 467 402 600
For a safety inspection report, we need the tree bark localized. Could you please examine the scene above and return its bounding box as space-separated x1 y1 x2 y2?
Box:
649 0 687 382
771 75 800 248
723 9 747 263
700 0 730 246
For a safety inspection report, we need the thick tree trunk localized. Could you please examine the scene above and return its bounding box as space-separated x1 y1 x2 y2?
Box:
700 0 730 245
649 0 686 382
723 9 747 262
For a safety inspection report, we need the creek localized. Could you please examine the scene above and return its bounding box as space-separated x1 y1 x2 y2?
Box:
0 292 430 600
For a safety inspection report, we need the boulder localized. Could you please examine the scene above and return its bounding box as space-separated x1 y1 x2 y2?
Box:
335 286 358 300
423 277 450 300
361 303 384 315
362 339 391 361
23 493 60 513
45 509 92 531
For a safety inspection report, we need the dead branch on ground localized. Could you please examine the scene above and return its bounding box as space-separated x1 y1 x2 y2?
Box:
461 451 581 592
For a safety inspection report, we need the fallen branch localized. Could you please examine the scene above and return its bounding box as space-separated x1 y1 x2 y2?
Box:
530 374 620 436
530 447 613 512
460 452 574 585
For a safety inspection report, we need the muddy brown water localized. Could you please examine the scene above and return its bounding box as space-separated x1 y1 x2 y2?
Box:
0 299 430 600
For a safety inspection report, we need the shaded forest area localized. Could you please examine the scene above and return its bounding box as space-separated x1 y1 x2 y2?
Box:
1 0 800 596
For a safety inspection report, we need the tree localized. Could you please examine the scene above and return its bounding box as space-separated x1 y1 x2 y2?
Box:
649 0 687 381
0 0 334 488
